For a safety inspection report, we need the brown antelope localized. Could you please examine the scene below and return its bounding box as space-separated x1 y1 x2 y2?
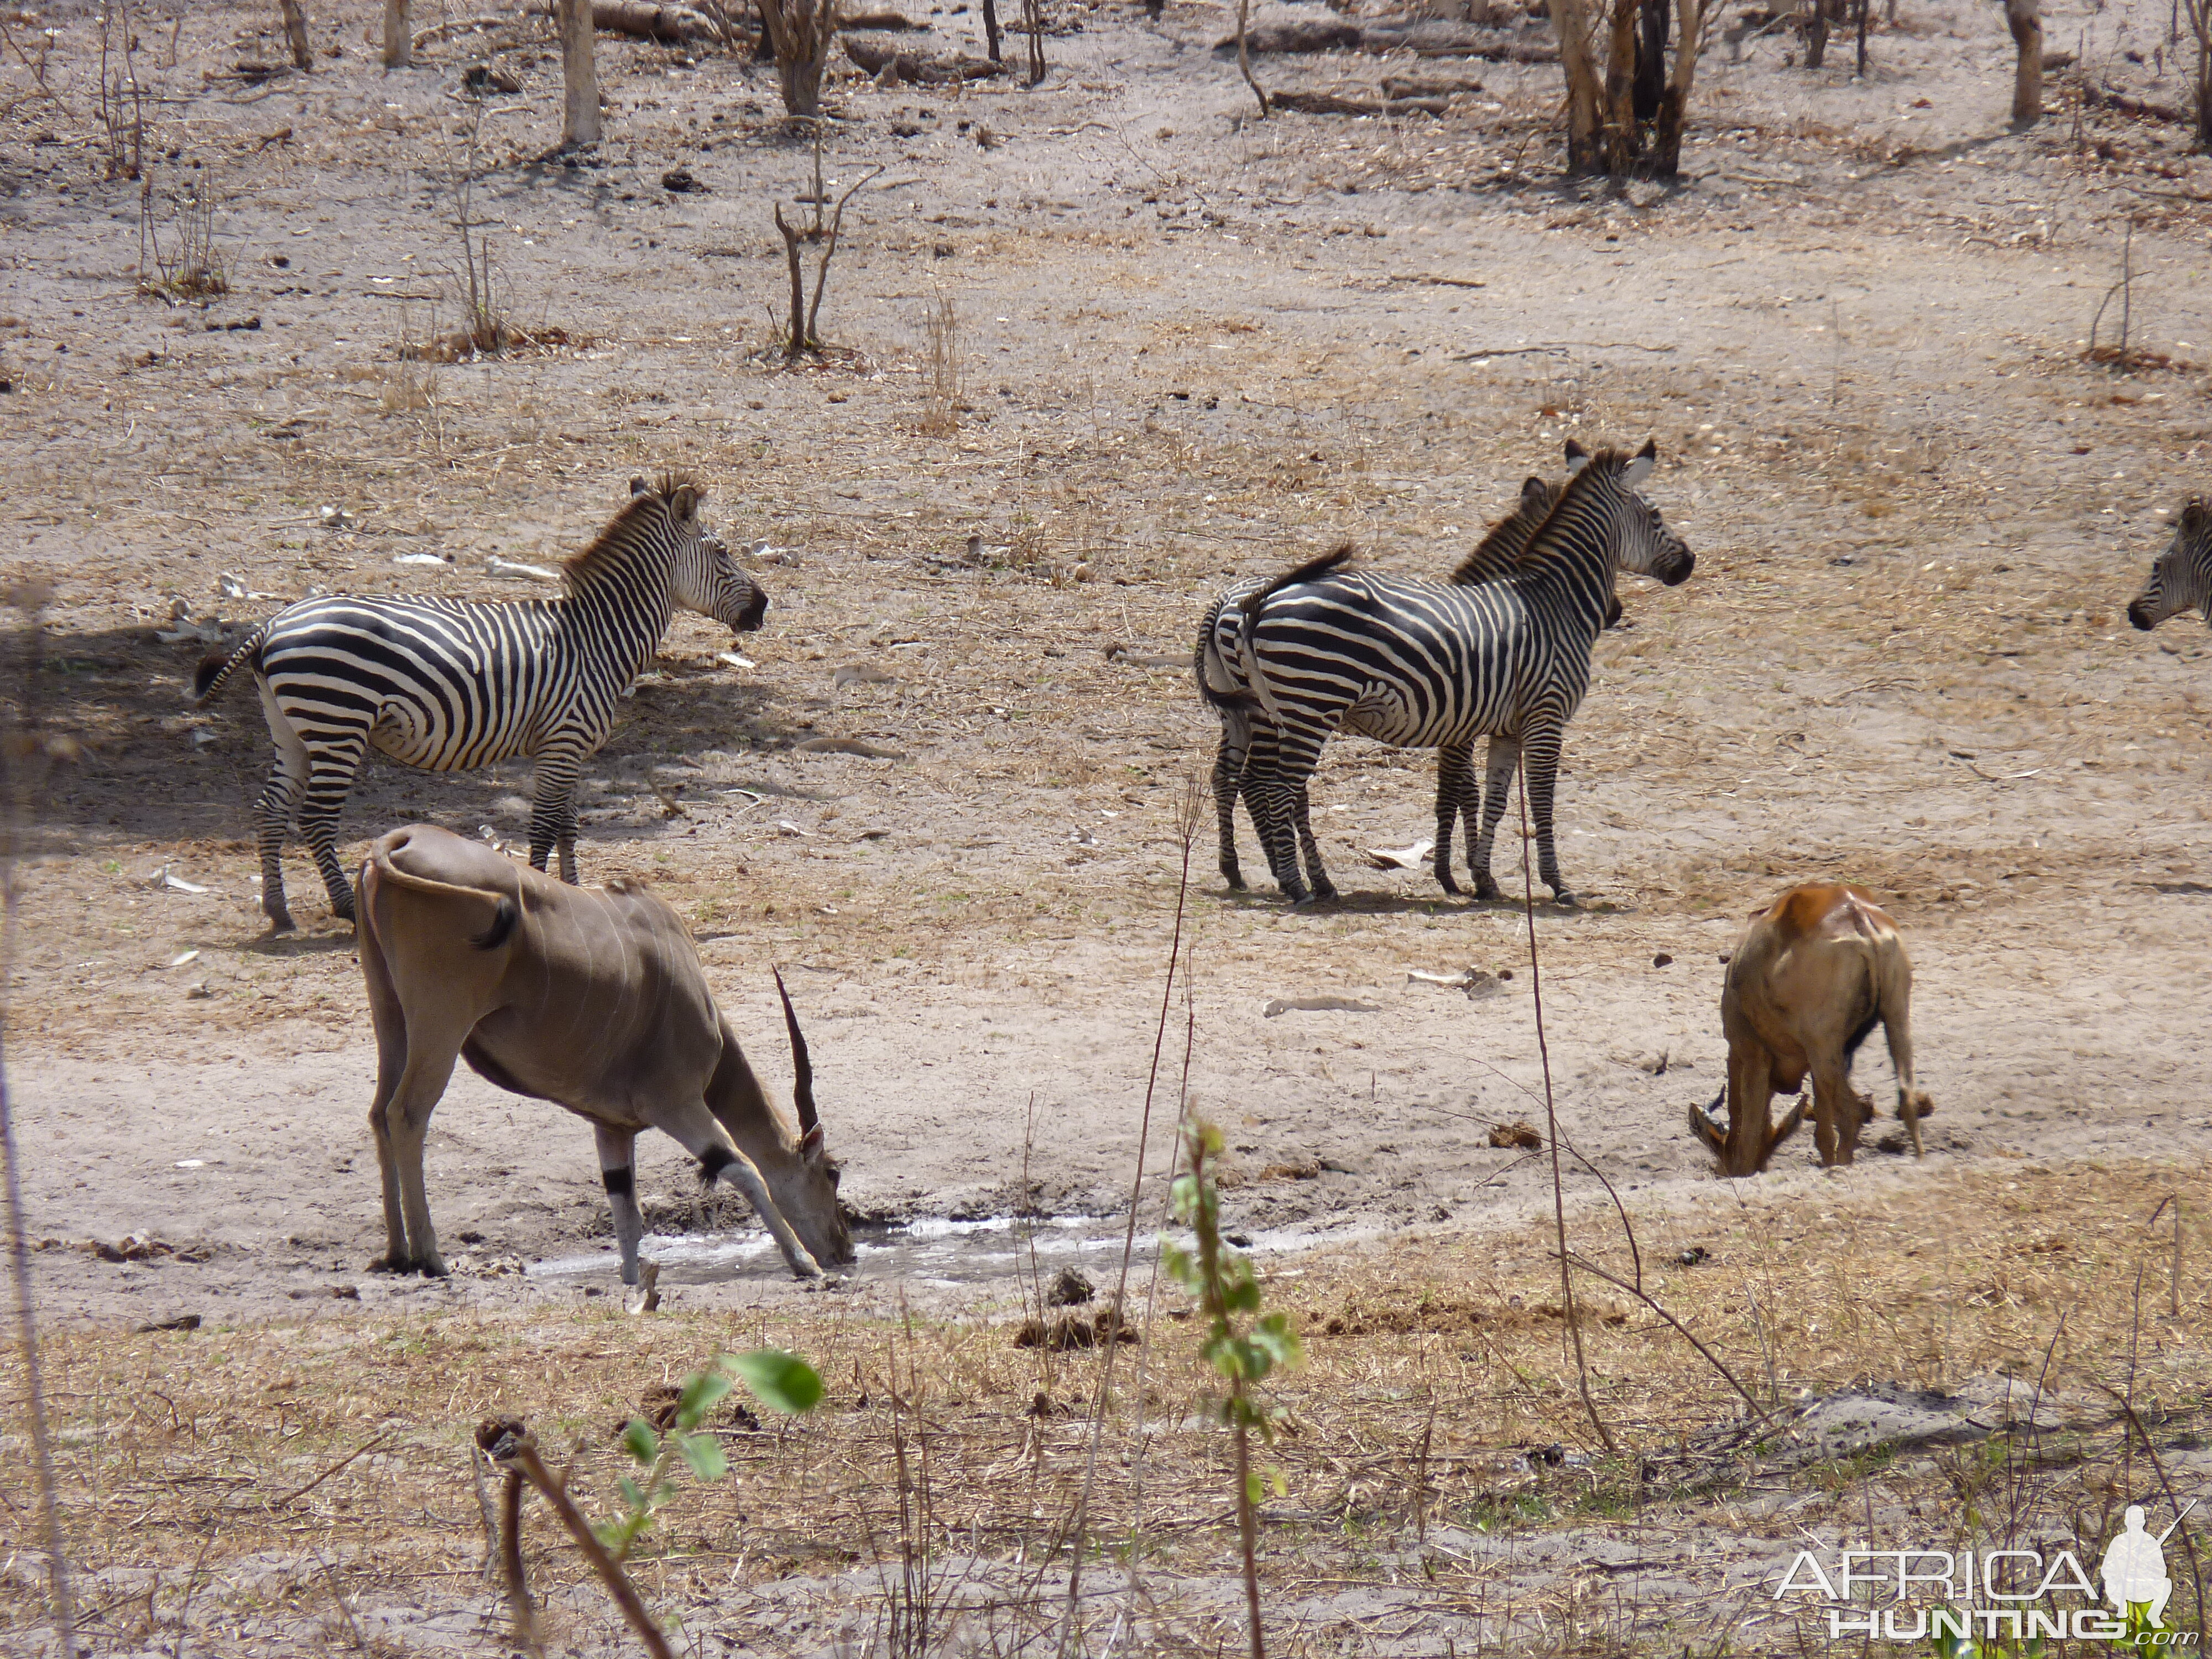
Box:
356 823 852 1282
1690 882 1933 1176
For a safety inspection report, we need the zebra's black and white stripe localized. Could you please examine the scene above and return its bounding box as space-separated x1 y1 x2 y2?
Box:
2130 495 2211 632
1197 473 1596 896
195 474 766 932
1200 441 1692 906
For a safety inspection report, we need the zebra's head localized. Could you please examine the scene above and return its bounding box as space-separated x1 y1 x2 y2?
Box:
626 476 771 634
2128 497 2212 632
1563 438 1694 587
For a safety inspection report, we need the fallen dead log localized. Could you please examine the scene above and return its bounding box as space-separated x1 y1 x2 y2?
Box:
1361 20 1557 58
1269 88 1449 116
523 0 712 43
1215 13 1363 51
839 7 928 26
1380 69 1483 96
842 35 1001 80
2083 81 2190 124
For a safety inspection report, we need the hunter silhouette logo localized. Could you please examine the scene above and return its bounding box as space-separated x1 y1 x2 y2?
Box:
1773 1499 2201 1645
2104 1503 2192 1627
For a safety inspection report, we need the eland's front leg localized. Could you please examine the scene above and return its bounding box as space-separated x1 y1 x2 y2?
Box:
594 1122 646 1286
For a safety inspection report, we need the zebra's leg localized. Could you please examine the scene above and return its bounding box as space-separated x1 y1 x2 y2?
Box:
528 745 587 884
1469 732 1521 902
295 732 371 924
1246 741 1311 905
1289 777 1337 904
1263 724 1335 906
253 759 307 933
251 677 311 932
1519 722 1576 906
1432 743 1474 896
1213 711 1250 890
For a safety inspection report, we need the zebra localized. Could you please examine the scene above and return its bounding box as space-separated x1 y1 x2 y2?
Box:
1198 474 1620 896
1202 440 1692 907
194 474 766 933
2128 495 2211 632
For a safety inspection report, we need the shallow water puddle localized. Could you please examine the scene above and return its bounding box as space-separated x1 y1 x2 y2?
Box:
525 1214 1358 1292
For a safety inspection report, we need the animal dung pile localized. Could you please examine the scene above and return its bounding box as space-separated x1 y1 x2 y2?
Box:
1013 1302 1137 1350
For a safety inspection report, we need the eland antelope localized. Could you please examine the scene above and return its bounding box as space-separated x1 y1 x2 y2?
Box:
356 823 851 1283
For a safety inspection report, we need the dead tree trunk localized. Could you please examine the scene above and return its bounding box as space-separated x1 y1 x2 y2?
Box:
558 0 601 143
1549 0 1605 172
2006 0 2042 123
383 0 411 66
1804 0 1829 69
1601 0 1639 169
1650 0 1706 173
2184 0 2210 147
982 0 1001 61
1632 0 1667 119
761 0 836 117
278 0 313 69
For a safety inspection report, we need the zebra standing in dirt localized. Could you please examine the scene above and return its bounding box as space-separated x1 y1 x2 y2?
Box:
2129 496 2212 632
1197 473 1609 897
195 475 766 932
1202 441 1692 907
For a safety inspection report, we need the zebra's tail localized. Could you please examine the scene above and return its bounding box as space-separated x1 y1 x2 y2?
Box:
192 620 272 706
1194 592 1259 717
1234 543 1355 728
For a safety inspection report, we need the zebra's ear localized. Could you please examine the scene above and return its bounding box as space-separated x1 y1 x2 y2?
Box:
1519 476 1550 511
669 484 701 523
1621 439 1657 488
629 476 650 498
1563 439 1590 474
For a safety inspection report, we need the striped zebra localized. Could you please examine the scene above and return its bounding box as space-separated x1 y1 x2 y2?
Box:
195 474 766 932
1202 440 1692 906
2128 495 2211 632
1197 473 1613 896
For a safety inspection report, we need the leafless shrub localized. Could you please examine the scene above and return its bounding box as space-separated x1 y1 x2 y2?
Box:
921 293 960 436
770 133 884 363
137 171 229 304
97 0 150 180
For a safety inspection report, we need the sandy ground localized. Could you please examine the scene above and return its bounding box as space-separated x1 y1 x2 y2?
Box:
1 0 2209 1335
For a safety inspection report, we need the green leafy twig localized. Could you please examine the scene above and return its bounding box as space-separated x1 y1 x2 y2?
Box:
478 1349 823 1657
1164 1119 1302 1659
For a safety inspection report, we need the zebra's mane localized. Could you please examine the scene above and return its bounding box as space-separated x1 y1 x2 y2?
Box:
1448 479 1557 586
561 473 698 593
1514 448 1632 572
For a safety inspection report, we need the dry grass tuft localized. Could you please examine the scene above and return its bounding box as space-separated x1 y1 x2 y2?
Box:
921 292 960 437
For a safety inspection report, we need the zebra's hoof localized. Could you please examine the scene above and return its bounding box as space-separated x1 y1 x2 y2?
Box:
1551 890 1579 910
1222 868 1246 891
1435 870 1462 896
265 909 297 936
1472 878 1501 902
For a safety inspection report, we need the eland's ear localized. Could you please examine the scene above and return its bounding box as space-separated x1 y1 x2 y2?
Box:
800 1124 825 1156
1563 437 1590 474
630 476 650 497
1622 438 1657 489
